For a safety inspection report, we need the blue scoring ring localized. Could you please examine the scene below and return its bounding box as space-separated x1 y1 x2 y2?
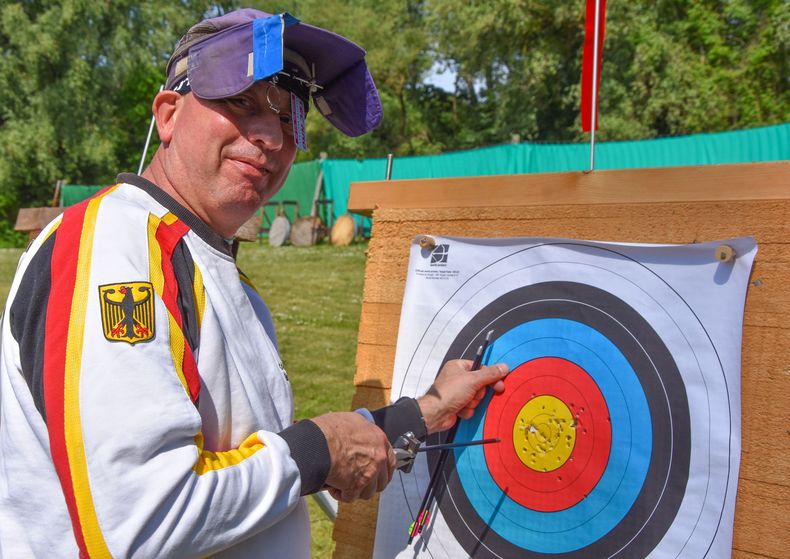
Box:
428 281 689 559
454 318 651 553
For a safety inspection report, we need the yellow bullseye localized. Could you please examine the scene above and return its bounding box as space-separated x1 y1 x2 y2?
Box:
513 395 576 472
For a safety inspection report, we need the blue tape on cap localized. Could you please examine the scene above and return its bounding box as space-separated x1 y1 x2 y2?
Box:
253 13 299 81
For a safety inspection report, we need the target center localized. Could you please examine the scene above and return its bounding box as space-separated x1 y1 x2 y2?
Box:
513 395 576 472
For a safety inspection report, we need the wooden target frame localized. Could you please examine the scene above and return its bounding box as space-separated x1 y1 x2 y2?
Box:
331 161 790 559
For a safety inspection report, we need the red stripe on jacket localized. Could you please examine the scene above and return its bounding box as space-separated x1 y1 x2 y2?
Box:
43 198 93 558
155 219 201 403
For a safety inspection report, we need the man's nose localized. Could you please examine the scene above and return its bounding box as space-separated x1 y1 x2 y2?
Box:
247 110 284 151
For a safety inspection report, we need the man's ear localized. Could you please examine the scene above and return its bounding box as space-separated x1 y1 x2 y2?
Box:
151 90 182 145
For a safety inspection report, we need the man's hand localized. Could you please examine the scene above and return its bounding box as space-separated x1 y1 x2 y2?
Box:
418 359 508 433
311 412 395 503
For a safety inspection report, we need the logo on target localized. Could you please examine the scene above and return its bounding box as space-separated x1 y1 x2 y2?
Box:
430 244 450 265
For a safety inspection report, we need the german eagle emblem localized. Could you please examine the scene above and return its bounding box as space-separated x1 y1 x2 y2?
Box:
99 282 155 345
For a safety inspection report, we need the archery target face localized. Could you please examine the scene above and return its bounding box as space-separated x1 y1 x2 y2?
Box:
393 242 734 559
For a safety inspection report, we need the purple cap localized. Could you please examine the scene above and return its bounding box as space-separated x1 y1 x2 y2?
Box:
165 8 382 137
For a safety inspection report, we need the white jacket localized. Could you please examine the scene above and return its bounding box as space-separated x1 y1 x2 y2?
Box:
0 175 319 558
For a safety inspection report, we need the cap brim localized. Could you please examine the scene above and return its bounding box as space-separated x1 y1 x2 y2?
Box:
284 23 382 137
188 22 253 99
314 61 382 137
180 14 382 137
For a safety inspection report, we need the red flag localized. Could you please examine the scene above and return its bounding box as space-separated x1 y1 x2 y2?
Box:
581 0 607 132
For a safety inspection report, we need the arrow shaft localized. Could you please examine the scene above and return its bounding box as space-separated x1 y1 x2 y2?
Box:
418 438 500 453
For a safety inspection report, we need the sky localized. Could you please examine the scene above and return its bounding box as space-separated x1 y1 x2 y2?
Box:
425 62 456 92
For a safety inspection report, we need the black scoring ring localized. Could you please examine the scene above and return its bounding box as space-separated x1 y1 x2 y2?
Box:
428 281 690 558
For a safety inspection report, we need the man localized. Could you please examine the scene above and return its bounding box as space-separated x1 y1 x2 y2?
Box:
0 8 506 558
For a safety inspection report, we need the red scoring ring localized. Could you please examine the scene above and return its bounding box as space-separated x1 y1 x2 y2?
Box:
483 357 612 512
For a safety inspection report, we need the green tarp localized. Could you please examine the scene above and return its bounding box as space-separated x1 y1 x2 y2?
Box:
60 184 104 206
59 160 323 230
321 123 790 225
262 159 321 226
59 124 789 237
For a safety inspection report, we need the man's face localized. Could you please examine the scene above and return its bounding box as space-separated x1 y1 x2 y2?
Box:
162 82 297 237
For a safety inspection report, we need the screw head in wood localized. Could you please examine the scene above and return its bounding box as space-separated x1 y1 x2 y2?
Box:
418 235 437 250
716 245 735 263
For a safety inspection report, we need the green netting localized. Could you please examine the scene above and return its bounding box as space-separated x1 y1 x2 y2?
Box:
58 125 789 238
59 161 322 235
60 184 104 206
260 159 321 228
322 123 790 224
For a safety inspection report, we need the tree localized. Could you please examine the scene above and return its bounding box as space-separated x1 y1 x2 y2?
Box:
0 1 233 230
601 0 789 138
0 0 786 241
260 0 439 160
421 0 789 143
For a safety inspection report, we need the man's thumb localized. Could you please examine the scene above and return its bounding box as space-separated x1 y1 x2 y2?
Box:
478 362 508 383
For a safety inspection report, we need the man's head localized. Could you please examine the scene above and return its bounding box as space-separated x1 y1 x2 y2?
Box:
144 8 381 238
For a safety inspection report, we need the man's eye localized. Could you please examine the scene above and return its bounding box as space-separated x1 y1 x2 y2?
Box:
227 97 254 110
279 114 294 130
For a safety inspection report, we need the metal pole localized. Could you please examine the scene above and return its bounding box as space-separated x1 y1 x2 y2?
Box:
385 153 394 180
589 0 601 171
138 85 164 175
311 490 338 522
309 168 324 218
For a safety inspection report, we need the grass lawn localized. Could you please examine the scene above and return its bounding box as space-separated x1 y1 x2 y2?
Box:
0 242 368 558
237 242 367 558
0 248 23 305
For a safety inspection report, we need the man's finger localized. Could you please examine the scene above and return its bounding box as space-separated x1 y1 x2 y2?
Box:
458 358 474 371
377 448 394 491
387 447 396 483
338 489 355 503
378 464 390 492
474 363 508 386
360 478 378 500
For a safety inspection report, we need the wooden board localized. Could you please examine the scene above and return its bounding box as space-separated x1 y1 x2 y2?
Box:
234 212 262 242
14 207 64 240
268 215 291 247
330 214 358 246
332 162 790 559
15 204 267 242
347 161 789 216
290 216 325 246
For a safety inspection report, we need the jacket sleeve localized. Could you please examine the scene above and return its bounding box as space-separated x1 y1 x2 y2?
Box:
26 191 313 558
370 397 428 444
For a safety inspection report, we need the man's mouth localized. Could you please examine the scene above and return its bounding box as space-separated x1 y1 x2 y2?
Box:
228 157 271 177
